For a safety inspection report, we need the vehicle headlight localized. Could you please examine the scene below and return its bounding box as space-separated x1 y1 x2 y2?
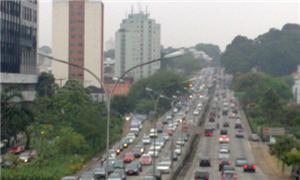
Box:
141 149 144 153
24 159 28 163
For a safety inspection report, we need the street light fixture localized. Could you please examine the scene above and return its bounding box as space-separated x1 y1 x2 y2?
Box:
38 50 185 179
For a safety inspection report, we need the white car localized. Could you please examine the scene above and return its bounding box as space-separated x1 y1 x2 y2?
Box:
174 145 182 155
149 144 162 152
148 149 159 157
218 149 230 159
157 160 171 173
142 136 151 144
193 110 200 115
149 129 158 138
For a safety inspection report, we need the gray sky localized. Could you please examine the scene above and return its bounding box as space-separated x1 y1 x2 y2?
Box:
39 0 300 51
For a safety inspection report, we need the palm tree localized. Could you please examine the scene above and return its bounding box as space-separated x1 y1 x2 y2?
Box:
1 88 34 150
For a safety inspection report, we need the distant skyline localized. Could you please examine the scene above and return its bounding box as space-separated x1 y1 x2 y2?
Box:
39 0 300 51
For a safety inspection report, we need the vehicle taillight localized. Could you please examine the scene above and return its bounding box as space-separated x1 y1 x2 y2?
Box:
205 176 209 180
252 165 256 169
243 165 248 169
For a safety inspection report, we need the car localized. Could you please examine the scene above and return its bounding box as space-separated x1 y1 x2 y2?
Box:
221 170 238 180
109 149 116 159
157 159 171 174
219 159 231 171
220 144 229 150
143 135 151 144
204 128 213 137
121 139 130 149
8 145 25 154
235 130 244 138
165 128 174 136
125 162 141 176
208 117 215 122
133 147 144 158
113 169 126 180
221 165 235 175
174 145 182 155
18 150 37 163
143 175 156 180
199 157 211 167
218 149 230 159
171 152 178 161
61 176 78 180
139 154 152 165
79 171 95 180
113 160 124 169
243 163 256 172
194 169 209 180
123 153 134 163
147 168 162 180
234 121 242 129
223 122 229 127
108 172 122 180
176 138 185 146
148 149 159 157
162 133 170 141
149 144 162 152
220 129 228 135
249 134 259 142
193 110 200 115
149 129 158 138
116 147 122 155
93 167 106 179
219 135 230 143
235 158 248 167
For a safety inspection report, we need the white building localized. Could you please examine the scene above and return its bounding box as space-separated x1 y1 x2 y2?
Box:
52 0 104 87
293 65 300 104
115 11 161 81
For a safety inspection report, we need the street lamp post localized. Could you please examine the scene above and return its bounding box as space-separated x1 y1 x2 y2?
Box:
38 50 185 179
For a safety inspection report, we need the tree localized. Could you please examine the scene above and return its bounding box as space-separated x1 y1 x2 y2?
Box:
36 72 56 97
111 95 133 114
1 88 34 149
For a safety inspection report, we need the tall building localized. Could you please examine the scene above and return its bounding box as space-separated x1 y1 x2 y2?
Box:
0 0 38 101
52 0 104 87
115 11 161 81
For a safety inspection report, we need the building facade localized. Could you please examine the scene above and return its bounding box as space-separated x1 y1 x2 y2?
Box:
0 0 38 101
293 65 300 104
52 0 104 87
115 11 161 81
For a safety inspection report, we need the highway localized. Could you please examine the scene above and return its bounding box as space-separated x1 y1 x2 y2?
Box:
180 75 269 180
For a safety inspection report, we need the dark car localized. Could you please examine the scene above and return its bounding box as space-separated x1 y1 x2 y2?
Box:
219 160 230 171
221 165 235 176
199 157 211 167
194 169 209 180
113 160 124 169
223 122 229 128
125 162 142 176
220 129 228 135
243 163 256 172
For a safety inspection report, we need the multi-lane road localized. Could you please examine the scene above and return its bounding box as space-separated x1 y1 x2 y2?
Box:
75 67 272 180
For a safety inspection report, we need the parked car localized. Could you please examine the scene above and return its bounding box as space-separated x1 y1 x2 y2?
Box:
8 145 25 154
249 134 259 142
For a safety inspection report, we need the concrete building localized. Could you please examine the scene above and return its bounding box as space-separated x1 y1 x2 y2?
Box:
0 0 38 101
115 11 161 81
52 0 104 87
293 65 300 104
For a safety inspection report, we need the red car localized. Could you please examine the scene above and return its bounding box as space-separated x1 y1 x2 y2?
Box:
204 129 213 137
139 154 152 165
124 153 134 163
8 146 25 154
219 135 230 143
243 163 256 172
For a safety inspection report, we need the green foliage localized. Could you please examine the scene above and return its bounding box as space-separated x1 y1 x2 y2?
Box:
194 43 221 62
222 23 300 76
36 72 57 97
111 95 133 114
161 53 205 75
1 88 34 149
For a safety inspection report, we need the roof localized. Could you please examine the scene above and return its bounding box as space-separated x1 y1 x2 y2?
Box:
86 86 105 94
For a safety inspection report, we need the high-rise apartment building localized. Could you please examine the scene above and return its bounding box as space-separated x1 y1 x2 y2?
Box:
0 0 38 101
115 11 161 81
52 0 104 87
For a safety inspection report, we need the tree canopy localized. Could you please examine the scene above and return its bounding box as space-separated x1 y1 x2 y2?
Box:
222 23 300 76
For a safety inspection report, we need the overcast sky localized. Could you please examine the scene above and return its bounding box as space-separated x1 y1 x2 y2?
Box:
39 0 300 51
